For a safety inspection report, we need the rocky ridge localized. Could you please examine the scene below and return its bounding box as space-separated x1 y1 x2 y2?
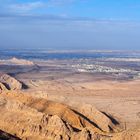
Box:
0 73 22 91
0 93 117 140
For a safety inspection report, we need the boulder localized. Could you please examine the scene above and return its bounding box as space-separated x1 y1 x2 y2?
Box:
0 74 22 90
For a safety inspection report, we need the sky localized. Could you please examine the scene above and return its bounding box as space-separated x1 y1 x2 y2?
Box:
0 0 140 50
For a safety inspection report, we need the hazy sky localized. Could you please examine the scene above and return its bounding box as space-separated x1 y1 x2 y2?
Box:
0 0 140 50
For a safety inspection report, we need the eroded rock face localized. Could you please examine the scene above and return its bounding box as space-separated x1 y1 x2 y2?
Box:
0 82 8 93
78 104 120 133
0 93 121 140
0 97 72 140
46 115 72 140
0 74 22 90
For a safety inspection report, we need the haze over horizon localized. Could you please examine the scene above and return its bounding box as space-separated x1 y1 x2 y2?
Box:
0 0 140 50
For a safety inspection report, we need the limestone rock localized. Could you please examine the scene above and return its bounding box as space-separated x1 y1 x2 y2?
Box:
0 82 8 93
78 104 119 132
28 99 84 130
46 115 71 140
0 93 121 140
0 74 22 90
0 96 7 106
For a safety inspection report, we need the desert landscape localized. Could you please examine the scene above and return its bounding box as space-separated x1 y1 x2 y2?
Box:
0 56 140 140
1 0 140 139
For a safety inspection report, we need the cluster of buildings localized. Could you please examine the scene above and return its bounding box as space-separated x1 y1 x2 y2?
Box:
71 64 137 74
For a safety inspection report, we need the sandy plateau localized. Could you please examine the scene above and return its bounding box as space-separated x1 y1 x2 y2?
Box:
0 58 140 140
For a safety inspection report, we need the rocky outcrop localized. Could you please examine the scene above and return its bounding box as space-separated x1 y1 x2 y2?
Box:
0 82 8 93
46 115 72 140
28 100 84 131
78 104 120 133
0 74 22 90
27 98 120 134
0 93 122 140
